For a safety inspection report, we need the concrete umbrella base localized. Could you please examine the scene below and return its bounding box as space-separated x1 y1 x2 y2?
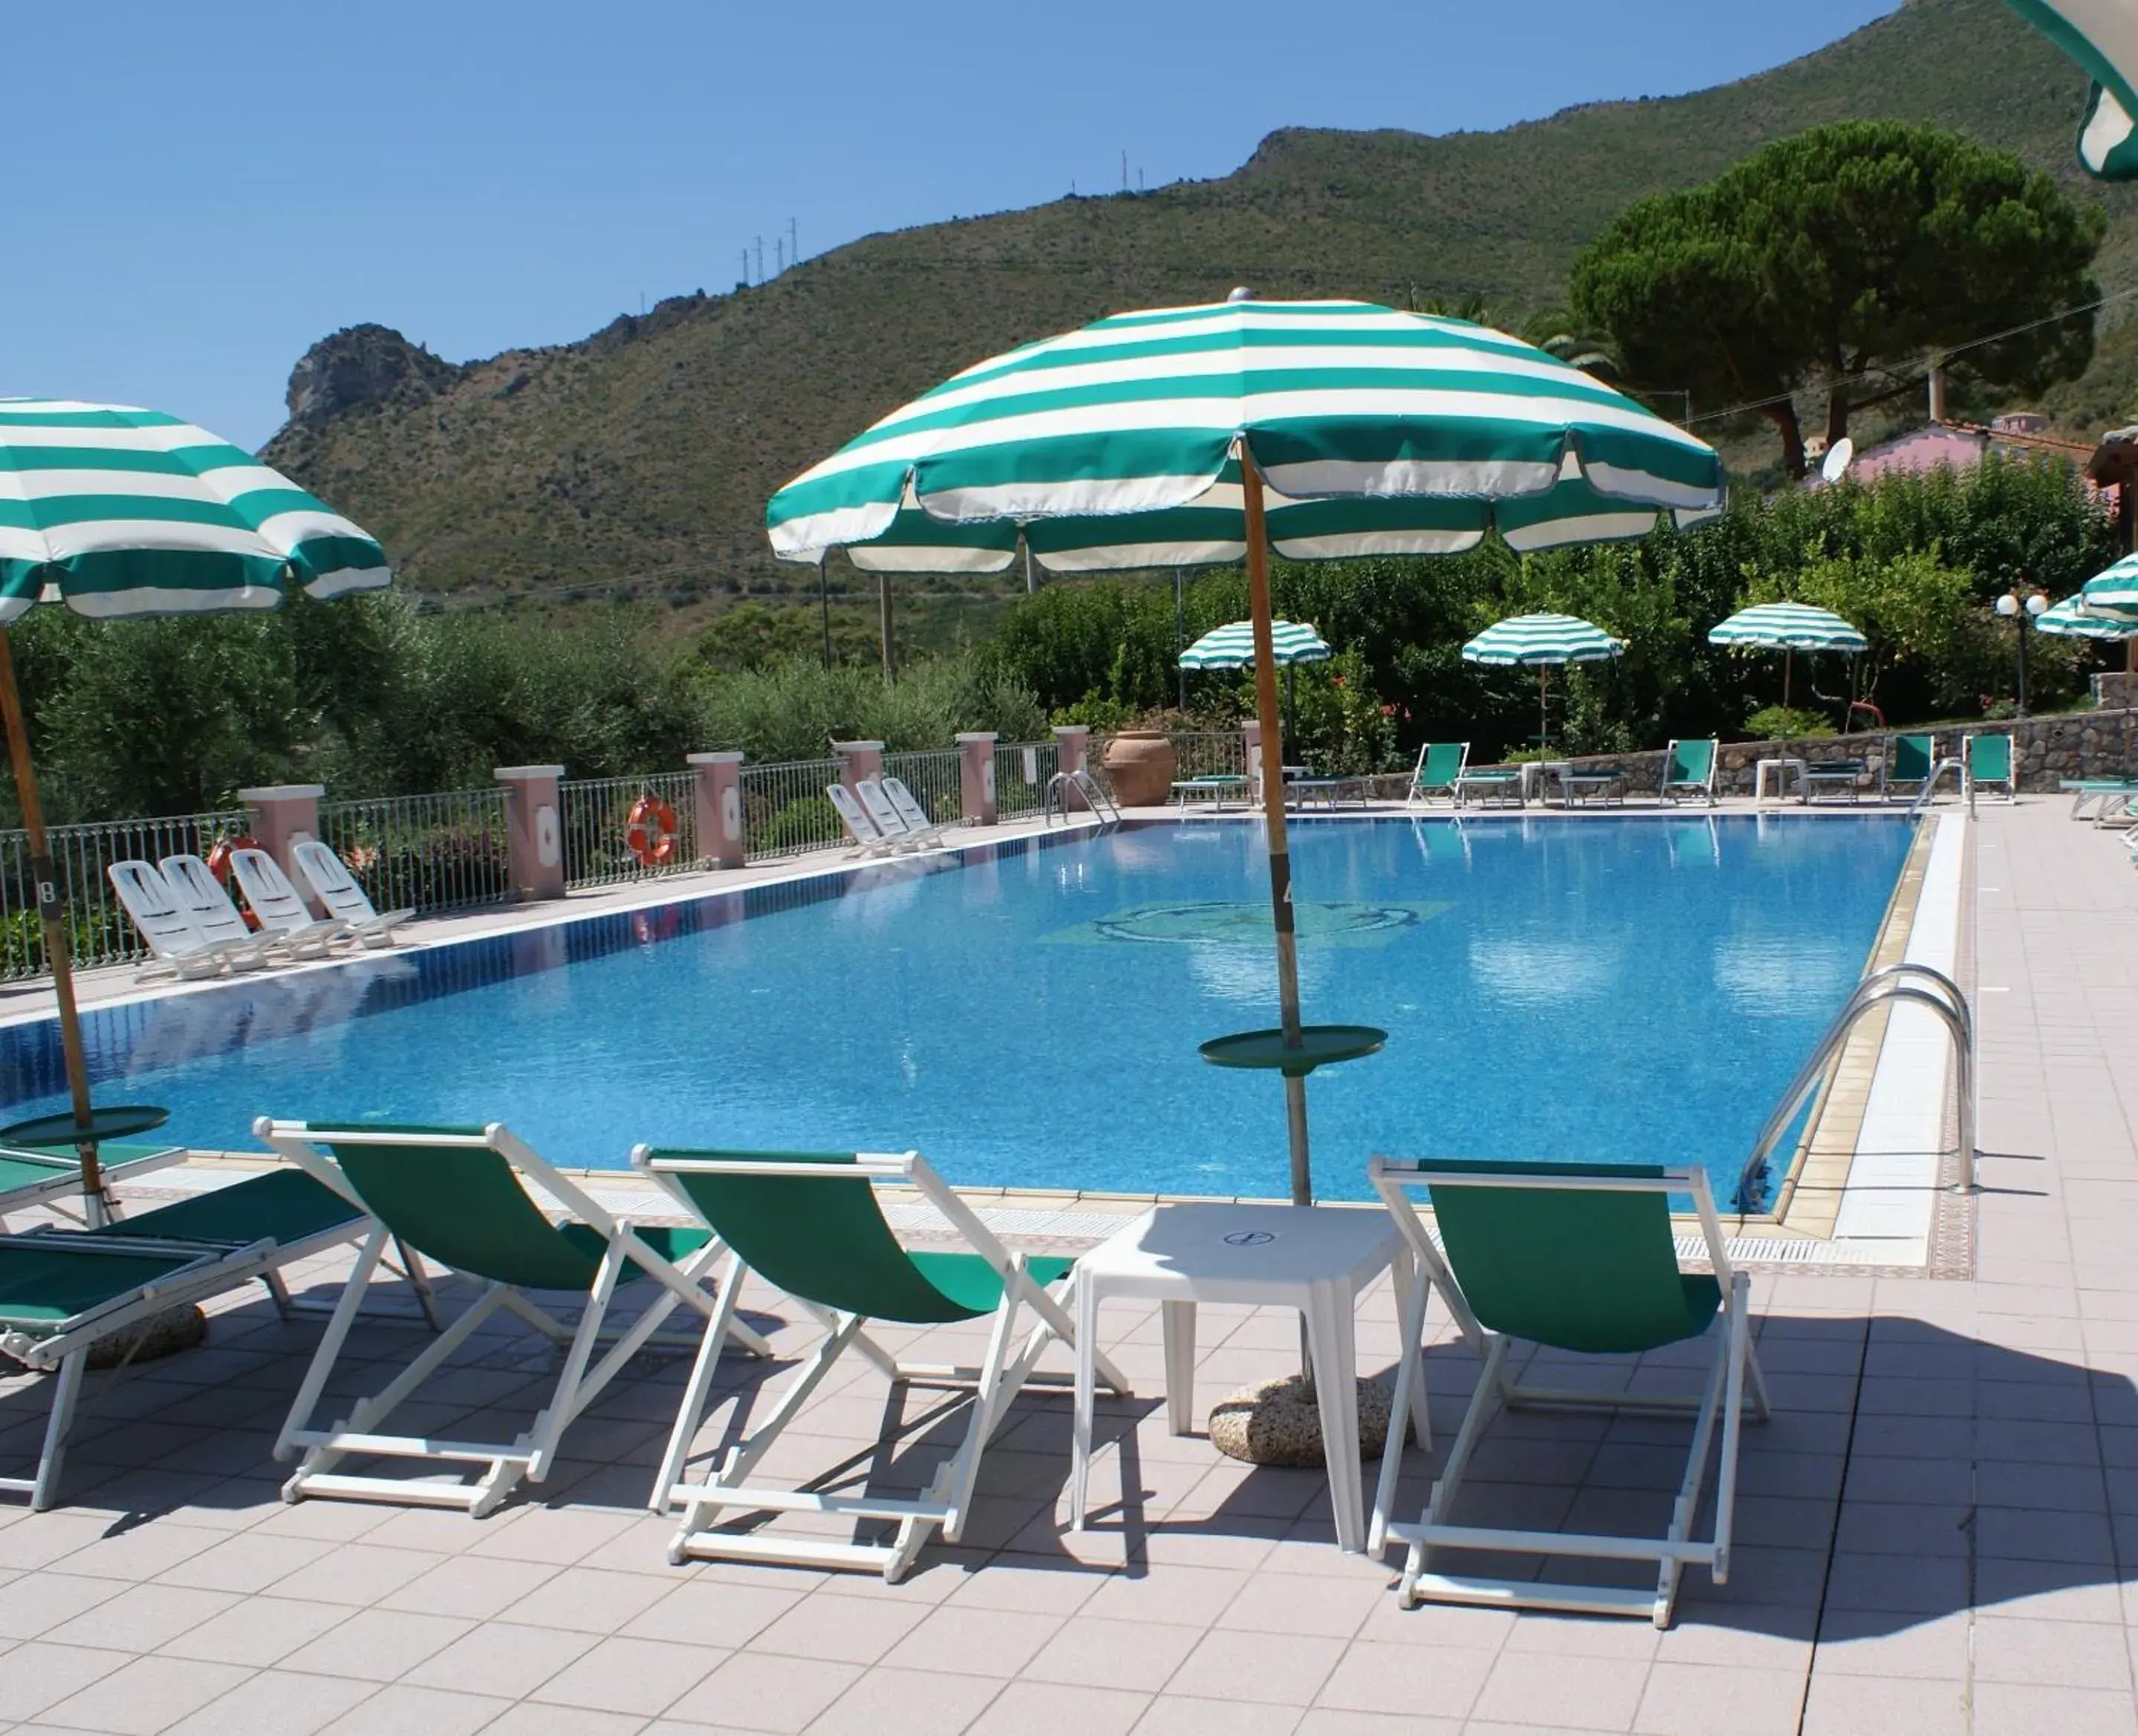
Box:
87 1304 207 1371
1209 1373 1403 1467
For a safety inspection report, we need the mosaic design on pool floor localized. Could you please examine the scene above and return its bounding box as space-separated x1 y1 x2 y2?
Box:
1046 899 1452 949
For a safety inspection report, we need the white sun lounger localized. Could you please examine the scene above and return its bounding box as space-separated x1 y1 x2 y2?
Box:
880 775 952 844
857 778 933 852
290 841 415 948
106 860 279 981
224 849 357 955
161 853 342 962
825 784 900 858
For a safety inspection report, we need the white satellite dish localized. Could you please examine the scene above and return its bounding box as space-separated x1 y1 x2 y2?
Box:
1820 437 1854 484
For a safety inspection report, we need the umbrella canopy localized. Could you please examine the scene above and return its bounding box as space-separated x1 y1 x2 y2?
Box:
767 297 1723 1206
1462 613 1625 753
0 399 392 1209
2005 1 2138 178
0 400 389 617
2082 551 2138 620
1179 620 1331 669
1460 612 1625 667
2035 593 2138 638
1707 602 1867 652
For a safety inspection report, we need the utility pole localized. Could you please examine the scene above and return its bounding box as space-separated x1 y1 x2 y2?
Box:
877 574 896 682
740 248 749 287
775 237 784 275
754 235 764 283
789 216 798 266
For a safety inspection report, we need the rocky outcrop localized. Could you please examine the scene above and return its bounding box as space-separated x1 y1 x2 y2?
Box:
283 325 461 427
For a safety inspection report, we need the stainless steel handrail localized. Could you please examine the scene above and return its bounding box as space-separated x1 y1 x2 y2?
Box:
1044 770 1121 829
1735 963 1975 1209
1910 758 1963 817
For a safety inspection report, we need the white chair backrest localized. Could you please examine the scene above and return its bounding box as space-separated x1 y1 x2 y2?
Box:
227 847 318 934
107 861 210 958
825 783 883 845
292 839 378 925
160 854 258 946
880 776 937 833
855 779 908 838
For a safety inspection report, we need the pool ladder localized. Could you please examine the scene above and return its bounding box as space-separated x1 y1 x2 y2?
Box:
1733 963 1975 1211
1044 770 1121 830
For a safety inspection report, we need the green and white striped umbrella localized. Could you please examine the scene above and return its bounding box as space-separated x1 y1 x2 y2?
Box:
2007 1 2138 178
1707 602 1867 652
0 400 391 621
1460 612 1625 666
766 295 1722 1210
767 298 1725 574
2082 551 2138 620
1179 619 1331 669
0 397 393 1210
2035 593 2138 638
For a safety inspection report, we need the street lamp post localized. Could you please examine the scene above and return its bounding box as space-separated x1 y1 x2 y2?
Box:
1995 588 2049 715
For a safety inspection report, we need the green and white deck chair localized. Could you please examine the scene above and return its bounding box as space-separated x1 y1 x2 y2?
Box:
256 1119 772 1518
1407 743 1469 807
1657 738 1719 805
1879 733 1957 803
634 1145 1128 1581
0 1166 374 1509
1963 732 2016 813
0 1140 185 1230
1368 1156 1770 1629
1454 764 1524 808
291 841 415 948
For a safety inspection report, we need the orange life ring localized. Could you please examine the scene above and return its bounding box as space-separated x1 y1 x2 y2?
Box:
205 835 264 929
625 796 678 867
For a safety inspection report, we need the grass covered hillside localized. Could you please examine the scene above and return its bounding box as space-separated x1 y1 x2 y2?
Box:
264 0 2138 613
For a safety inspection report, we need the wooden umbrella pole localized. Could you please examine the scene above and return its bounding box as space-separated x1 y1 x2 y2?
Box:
0 628 100 1213
1240 454 1312 1206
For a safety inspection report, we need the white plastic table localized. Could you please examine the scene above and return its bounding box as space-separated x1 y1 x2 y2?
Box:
1069 1201 1424 1552
1755 756 1810 802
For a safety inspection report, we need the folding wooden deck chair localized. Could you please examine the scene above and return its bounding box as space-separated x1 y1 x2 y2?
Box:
634 1145 1128 1582
0 1166 375 1509
1368 1156 1770 1628
1406 742 1469 808
257 1120 772 1518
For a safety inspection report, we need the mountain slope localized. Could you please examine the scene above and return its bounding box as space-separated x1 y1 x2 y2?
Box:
265 0 2138 605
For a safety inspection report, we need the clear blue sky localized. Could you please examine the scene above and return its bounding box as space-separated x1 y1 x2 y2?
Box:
7 1 1898 449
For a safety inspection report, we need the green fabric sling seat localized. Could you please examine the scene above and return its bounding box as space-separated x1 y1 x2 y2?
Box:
1965 732 2015 810
1408 742 1469 807
1369 1157 1770 1628
1657 738 1718 804
257 1119 771 1520
636 1145 1127 1582
0 1164 371 1511
1881 732 1962 803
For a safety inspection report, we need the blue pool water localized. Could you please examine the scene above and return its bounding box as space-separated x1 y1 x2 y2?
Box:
0 816 1914 1206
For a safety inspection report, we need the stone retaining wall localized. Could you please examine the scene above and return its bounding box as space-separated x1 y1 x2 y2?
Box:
1477 706 2138 797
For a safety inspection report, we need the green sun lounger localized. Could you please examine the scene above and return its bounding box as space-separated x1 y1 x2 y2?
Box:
258 1119 773 1519
1369 1157 1770 1628
1454 764 1524 808
2061 777 2138 824
0 1166 372 1509
0 1141 186 1229
635 1145 1128 1582
1963 732 2016 812
1657 738 1719 805
1406 743 1469 807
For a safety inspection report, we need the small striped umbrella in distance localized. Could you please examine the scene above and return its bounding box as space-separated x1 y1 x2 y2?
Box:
1709 602 1866 709
1461 613 1625 750
1177 620 1331 668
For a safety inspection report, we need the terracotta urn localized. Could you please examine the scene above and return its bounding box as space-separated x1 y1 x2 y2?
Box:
1100 729 1178 807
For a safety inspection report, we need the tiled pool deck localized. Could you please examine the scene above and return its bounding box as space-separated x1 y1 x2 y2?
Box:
0 797 2133 1735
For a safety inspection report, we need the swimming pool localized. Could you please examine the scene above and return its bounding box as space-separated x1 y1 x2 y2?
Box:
0 816 1916 1207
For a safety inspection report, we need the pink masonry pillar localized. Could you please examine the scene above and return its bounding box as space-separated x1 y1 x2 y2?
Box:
240 784 325 914
494 764 567 902
957 732 998 825
833 740 885 800
1241 719 1264 801
689 751 747 869
1053 724 1091 810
